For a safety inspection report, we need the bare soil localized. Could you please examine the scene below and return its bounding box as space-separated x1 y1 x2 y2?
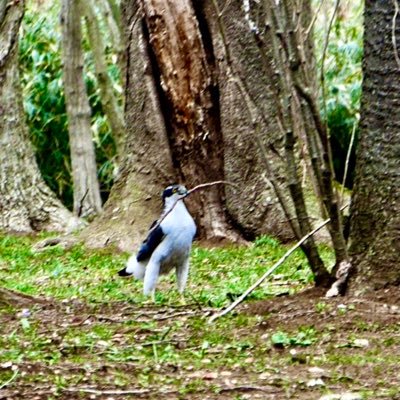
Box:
1 287 400 400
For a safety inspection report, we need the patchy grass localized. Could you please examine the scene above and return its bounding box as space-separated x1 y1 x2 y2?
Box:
0 234 334 306
1 234 399 399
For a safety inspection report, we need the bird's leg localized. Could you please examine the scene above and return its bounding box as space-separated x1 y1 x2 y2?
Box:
143 260 160 297
151 289 156 303
176 259 190 294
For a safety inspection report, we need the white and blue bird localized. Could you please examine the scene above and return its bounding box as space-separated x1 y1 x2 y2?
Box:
118 184 196 299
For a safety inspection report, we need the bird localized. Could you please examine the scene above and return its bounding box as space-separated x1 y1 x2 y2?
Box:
118 184 196 299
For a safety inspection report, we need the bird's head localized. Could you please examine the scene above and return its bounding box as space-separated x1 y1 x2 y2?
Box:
162 184 188 205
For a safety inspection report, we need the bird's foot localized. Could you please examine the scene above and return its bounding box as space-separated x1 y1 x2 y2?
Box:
177 293 187 306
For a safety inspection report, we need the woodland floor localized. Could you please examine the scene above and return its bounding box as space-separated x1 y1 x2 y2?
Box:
1 287 400 400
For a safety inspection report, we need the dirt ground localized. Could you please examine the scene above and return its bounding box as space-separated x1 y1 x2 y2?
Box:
1 287 400 400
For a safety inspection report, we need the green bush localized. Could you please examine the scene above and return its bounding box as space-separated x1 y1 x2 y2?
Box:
19 4 118 209
314 1 363 187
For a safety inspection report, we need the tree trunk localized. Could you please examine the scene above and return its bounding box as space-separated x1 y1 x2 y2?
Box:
81 0 243 250
60 0 102 218
204 0 332 285
0 0 79 233
81 0 326 251
79 0 176 251
83 0 126 157
96 0 125 83
348 0 400 293
139 0 241 242
203 0 295 241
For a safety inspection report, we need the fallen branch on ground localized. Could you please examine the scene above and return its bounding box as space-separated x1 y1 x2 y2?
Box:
208 203 349 323
63 387 152 396
0 370 19 390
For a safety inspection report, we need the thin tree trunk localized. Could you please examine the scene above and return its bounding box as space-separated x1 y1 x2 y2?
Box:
83 0 126 157
0 0 79 233
97 0 125 81
60 0 102 218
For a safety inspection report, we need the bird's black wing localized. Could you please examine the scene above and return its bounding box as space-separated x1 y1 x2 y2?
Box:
136 221 165 262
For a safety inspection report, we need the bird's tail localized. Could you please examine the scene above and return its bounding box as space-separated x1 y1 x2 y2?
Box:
118 254 146 280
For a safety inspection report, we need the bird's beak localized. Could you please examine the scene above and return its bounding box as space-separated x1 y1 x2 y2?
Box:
177 185 188 196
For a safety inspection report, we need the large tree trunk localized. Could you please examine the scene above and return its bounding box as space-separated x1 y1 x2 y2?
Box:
82 0 289 250
82 0 242 250
60 0 102 218
81 0 326 252
139 0 241 242
202 0 294 241
348 0 400 293
0 0 79 233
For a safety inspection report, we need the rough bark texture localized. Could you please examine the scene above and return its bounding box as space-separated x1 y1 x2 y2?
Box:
61 0 102 218
83 0 126 156
80 0 176 251
82 0 324 250
82 0 242 249
203 0 294 240
140 0 241 242
348 0 400 293
0 0 79 233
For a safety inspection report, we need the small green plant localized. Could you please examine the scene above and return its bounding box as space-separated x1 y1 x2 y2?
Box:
315 302 328 313
271 327 318 348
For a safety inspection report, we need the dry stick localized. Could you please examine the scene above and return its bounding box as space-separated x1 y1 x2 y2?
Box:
392 0 400 70
147 181 237 236
63 388 152 396
208 203 349 324
0 370 19 390
340 119 357 202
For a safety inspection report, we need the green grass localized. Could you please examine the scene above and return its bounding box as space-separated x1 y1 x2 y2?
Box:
0 233 334 306
2 233 399 398
0 233 332 382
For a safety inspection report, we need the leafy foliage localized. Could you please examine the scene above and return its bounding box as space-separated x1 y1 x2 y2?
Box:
19 3 119 209
271 326 318 347
314 1 363 187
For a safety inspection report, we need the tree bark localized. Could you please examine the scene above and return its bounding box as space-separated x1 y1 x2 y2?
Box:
83 0 126 157
348 0 400 293
82 0 244 249
0 0 79 233
60 0 102 218
81 0 326 250
140 0 242 242
203 0 295 241
79 0 176 251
